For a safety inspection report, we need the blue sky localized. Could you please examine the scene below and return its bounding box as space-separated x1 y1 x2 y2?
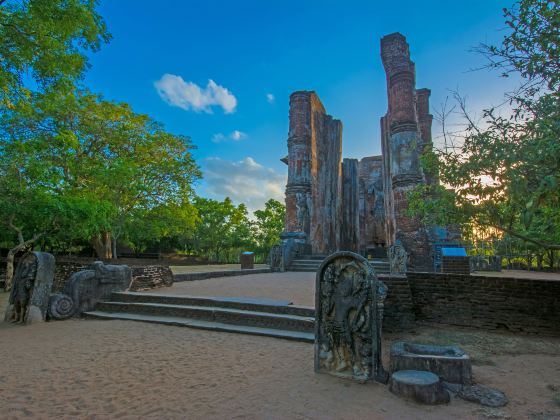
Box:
85 0 518 212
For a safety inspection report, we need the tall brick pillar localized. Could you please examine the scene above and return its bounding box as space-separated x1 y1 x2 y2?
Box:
381 33 431 271
285 92 314 239
283 91 342 255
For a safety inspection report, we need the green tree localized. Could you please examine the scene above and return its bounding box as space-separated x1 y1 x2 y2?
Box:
409 0 560 261
0 0 110 107
0 91 201 288
252 199 285 261
192 197 253 263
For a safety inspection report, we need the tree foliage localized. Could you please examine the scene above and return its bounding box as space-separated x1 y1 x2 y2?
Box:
0 0 110 107
409 0 560 257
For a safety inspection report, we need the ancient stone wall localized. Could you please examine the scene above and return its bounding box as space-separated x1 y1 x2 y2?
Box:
340 158 360 252
358 156 386 253
284 91 342 255
407 272 560 335
1 259 172 292
282 34 439 264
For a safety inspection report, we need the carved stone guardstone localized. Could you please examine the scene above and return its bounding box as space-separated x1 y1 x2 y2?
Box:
4 252 55 324
314 251 388 383
388 240 408 274
49 261 132 319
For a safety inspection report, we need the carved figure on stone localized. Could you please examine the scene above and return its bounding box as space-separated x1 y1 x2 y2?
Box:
4 252 55 324
315 251 387 383
268 245 283 272
295 194 309 234
49 261 132 319
389 240 408 274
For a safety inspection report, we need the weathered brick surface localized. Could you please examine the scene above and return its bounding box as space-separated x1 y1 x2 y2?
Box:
407 272 560 335
1 259 172 292
442 256 471 275
380 275 416 332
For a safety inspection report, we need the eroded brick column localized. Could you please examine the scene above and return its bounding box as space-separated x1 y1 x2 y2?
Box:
381 33 430 271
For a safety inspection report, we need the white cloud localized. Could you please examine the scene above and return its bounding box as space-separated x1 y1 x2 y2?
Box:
211 130 247 143
202 157 286 212
154 73 237 114
230 130 246 141
266 93 275 104
211 133 226 143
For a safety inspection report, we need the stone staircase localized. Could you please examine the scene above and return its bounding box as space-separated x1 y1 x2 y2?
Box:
84 292 315 343
288 254 326 272
289 254 390 274
370 259 390 274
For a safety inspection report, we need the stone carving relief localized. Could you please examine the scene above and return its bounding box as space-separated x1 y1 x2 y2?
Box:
268 244 283 272
295 193 310 234
315 251 387 383
389 240 408 274
49 261 132 319
4 252 55 324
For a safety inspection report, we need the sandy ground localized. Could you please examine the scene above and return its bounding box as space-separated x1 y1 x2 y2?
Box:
2 272 560 419
170 264 269 274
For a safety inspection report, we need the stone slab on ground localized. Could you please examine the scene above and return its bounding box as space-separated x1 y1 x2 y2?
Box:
459 384 508 407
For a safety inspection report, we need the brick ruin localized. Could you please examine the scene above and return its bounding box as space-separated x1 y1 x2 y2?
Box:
282 33 444 271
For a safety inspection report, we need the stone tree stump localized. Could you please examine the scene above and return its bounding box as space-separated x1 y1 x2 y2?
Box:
389 370 450 405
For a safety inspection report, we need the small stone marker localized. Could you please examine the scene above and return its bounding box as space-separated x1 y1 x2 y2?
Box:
389 370 450 405
240 252 254 270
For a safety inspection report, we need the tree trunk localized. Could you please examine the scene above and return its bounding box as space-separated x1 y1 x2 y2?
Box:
112 236 118 260
92 232 112 259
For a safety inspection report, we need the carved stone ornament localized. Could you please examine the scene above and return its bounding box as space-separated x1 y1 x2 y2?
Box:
49 261 132 319
314 251 388 383
389 240 408 274
4 252 55 324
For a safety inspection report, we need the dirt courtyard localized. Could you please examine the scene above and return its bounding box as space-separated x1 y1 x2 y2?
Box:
1 272 560 419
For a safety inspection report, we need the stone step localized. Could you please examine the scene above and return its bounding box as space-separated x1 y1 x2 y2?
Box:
95 301 315 332
298 255 327 261
110 292 314 317
84 311 315 343
290 260 322 265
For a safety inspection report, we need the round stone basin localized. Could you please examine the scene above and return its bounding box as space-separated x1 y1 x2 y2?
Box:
403 342 466 358
390 341 472 385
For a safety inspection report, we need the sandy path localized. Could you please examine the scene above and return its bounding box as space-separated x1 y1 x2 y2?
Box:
147 272 316 307
2 318 560 419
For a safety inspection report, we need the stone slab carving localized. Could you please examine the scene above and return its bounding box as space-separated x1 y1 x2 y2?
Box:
49 261 132 319
268 244 283 272
4 252 55 324
314 251 387 383
388 240 408 274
